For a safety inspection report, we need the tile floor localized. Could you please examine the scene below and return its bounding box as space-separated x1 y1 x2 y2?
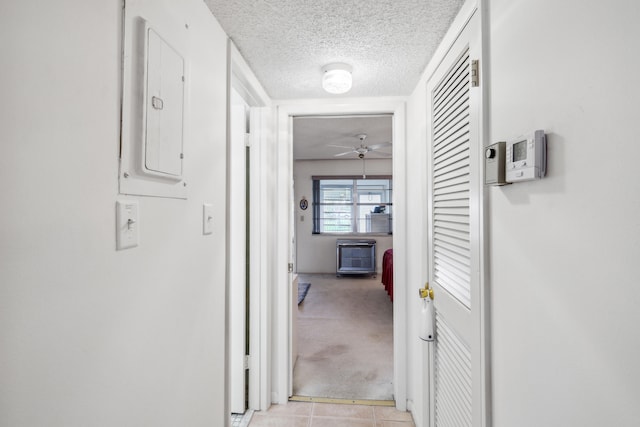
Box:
247 401 415 427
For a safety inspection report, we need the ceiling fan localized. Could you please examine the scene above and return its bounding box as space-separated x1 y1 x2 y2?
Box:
329 134 392 159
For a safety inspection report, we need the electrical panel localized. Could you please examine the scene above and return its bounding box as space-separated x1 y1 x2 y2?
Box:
119 8 189 199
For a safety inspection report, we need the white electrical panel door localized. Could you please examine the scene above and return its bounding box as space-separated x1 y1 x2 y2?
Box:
120 7 188 199
144 28 185 178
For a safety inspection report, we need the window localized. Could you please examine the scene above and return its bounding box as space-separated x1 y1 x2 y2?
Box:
312 177 392 234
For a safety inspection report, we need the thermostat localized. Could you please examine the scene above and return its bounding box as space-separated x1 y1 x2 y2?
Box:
506 130 547 182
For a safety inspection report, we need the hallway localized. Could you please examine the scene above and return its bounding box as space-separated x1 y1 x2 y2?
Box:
4 1 639 426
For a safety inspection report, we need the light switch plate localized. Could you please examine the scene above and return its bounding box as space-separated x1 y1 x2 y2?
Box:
203 203 213 235
116 200 139 250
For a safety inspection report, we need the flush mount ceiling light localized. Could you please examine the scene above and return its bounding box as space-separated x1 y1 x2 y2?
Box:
322 63 353 94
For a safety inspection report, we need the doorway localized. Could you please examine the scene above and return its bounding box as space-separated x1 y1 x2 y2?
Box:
291 114 395 401
271 100 408 410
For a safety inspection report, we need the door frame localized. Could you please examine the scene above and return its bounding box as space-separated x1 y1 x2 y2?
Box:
227 41 274 414
228 89 249 414
272 97 409 410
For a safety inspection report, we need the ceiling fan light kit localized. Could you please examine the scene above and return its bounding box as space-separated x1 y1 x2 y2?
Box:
322 63 352 94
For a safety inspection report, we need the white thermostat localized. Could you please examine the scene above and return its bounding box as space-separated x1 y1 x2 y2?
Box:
506 130 547 182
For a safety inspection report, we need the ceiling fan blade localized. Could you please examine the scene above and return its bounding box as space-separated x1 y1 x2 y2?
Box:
334 151 355 157
367 142 392 150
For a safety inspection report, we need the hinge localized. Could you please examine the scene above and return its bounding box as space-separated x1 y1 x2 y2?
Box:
288 263 294 273
180 153 184 159
244 133 251 147
244 355 250 370
471 59 480 87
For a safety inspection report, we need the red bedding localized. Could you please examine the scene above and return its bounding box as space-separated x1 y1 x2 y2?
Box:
382 249 393 301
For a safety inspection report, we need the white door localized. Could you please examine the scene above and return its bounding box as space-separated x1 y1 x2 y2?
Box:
426 10 487 427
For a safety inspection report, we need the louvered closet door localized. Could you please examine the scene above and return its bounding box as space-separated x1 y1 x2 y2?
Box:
426 10 482 427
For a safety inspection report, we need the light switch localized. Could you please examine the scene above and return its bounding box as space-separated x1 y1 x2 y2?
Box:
203 203 214 235
116 200 139 250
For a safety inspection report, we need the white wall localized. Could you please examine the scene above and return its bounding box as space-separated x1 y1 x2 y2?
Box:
0 1 229 426
294 159 393 274
488 0 640 425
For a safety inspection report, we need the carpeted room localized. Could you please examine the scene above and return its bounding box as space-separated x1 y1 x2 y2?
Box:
294 274 394 401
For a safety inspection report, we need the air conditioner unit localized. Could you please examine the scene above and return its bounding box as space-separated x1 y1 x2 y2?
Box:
336 239 376 277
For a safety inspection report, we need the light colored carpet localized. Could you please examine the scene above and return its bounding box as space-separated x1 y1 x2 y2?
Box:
293 274 394 400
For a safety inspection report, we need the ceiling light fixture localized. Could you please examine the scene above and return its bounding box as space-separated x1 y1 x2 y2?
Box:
322 63 352 94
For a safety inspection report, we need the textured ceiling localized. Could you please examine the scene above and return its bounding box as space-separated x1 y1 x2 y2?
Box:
203 0 465 99
293 115 392 160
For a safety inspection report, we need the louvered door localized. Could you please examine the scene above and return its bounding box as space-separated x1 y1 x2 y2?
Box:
432 46 472 310
426 10 483 427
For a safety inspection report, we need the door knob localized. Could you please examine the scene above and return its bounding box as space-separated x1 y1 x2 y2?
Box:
419 282 434 300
